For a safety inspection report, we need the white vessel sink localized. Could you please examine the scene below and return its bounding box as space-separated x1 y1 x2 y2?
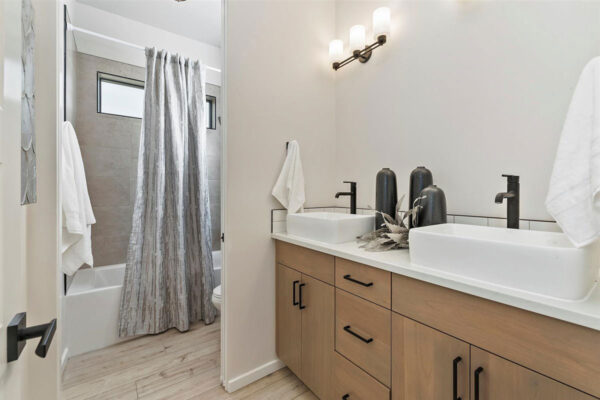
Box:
409 223 600 300
286 212 375 244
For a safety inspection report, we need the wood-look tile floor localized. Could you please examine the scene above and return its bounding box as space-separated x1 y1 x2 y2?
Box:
61 320 317 400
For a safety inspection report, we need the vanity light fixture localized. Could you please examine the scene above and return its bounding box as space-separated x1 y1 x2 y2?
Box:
330 6 390 71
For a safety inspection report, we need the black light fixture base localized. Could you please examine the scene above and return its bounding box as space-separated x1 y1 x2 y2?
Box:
357 50 372 63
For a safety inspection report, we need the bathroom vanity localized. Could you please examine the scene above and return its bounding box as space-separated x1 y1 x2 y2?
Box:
273 236 600 400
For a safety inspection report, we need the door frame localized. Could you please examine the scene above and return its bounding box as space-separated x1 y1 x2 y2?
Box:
219 0 230 390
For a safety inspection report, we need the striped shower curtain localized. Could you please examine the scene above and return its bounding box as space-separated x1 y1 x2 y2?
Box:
119 48 216 337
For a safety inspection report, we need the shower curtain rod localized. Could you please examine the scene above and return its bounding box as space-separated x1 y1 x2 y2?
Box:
67 23 222 74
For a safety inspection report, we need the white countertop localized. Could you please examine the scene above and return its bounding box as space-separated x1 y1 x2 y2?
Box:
272 232 600 331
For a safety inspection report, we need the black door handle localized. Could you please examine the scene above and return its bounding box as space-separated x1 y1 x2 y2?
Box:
453 356 462 400
299 283 306 309
342 395 350 400
292 280 299 306
343 274 373 287
7 312 57 362
343 325 373 343
474 366 484 400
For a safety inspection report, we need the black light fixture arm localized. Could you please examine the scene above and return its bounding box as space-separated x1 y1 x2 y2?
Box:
333 35 387 71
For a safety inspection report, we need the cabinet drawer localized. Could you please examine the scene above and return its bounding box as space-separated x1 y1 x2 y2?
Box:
335 258 391 308
334 352 390 400
276 241 334 284
336 289 391 387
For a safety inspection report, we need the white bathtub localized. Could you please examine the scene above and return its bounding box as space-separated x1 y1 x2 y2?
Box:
64 251 222 359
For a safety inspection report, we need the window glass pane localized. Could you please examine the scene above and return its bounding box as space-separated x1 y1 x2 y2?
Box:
205 96 216 130
99 80 144 119
206 100 210 128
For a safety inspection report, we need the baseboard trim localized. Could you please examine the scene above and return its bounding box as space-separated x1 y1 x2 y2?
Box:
225 359 285 393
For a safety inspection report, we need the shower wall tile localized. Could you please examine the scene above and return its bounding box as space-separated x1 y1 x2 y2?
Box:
207 130 221 157
77 116 140 149
92 206 133 238
207 155 221 180
92 234 130 267
207 83 222 251
209 180 221 206
211 202 222 248
80 146 130 178
87 175 130 207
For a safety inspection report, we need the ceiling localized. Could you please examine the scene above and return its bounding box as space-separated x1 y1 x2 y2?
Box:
77 0 221 47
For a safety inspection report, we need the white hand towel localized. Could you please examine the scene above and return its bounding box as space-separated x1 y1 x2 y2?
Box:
272 140 305 213
61 121 96 275
546 57 600 247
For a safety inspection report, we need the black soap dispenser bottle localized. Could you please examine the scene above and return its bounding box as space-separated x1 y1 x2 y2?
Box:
409 166 433 228
416 185 447 227
375 168 398 229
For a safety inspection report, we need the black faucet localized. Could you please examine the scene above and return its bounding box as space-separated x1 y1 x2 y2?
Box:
335 181 357 214
495 174 519 229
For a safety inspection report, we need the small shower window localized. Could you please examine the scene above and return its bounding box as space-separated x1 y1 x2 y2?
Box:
206 95 216 130
97 72 145 119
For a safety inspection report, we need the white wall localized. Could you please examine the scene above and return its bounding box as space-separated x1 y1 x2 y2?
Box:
66 1 222 85
334 0 600 220
224 0 336 390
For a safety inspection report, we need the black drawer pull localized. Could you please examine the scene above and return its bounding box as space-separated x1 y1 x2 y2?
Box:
292 280 299 306
453 356 462 400
343 274 373 287
342 395 350 400
299 283 306 309
474 366 484 400
343 325 373 343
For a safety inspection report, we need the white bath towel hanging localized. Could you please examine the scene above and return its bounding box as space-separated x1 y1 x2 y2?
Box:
272 140 305 213
546 57 600 247
61 121 96 275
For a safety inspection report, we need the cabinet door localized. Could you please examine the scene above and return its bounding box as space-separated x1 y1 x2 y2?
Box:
392 313 469 400
470 347 595 400
301 274 334 400
276 264 302 378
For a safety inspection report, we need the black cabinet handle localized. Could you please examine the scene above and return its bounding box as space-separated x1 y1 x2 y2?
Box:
474 366 484 400
343 325 373 343
453 356 462 400
299 283 306 309
292 280 299 306
342 395 350 400
343 274 373 287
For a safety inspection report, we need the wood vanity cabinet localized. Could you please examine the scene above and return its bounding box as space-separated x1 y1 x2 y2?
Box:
275 263 302 377
275 242 335 400
392 314 469 400
301 274 334 400
469 347 596 400
275 241 600 400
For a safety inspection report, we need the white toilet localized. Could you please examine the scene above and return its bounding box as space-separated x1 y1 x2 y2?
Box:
212 285 222 312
